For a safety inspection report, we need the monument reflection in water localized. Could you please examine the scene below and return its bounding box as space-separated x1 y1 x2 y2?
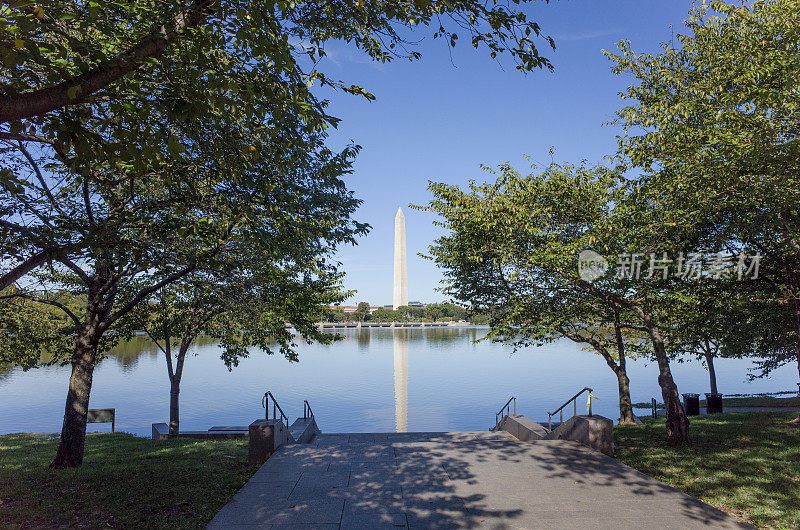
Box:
393 332 409 432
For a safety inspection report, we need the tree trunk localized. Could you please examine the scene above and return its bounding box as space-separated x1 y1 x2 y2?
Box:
792 299 800 425
616 369 636 425
51 268 115 468
169 377 181 436
779 212 800 425
793 347 800 425
613 315 635 425
168 338 191 437
704 341 718 395
50 321 102 468
562 318 635 425
650 328 690 445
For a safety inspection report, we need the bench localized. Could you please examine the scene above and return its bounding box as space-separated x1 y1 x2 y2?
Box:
151 423 248 440
87 408 115 432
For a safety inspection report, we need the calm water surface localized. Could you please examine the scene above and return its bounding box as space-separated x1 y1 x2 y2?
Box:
1 327 797 436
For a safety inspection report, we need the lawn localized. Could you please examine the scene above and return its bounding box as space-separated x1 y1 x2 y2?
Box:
615 411 800 529
702 396 800 408
0 432 257 529
632 395 800 410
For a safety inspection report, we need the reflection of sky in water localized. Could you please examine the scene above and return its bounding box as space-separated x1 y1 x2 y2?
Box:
1 327 798 436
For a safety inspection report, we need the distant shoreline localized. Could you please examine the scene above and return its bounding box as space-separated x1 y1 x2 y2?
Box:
312 321 485 329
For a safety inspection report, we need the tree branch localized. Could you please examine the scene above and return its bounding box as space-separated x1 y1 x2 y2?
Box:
160 289 174 379
107 220 237 325
108 264 197 325
15 141 59 209
0 0 216 124
0 248 55 291
0 291 80 327
56 256 92 285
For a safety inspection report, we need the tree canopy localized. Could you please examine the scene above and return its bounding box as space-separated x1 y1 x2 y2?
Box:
606 0 800 417
422 161 696 442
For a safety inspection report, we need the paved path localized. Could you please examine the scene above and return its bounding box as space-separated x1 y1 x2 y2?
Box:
208 431 751 529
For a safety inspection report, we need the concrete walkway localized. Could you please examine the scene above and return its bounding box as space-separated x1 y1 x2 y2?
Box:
207 431 752 529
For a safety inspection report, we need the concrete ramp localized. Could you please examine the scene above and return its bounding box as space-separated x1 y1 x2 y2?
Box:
289 416 320 444
497 414 614 456
207 431 751 529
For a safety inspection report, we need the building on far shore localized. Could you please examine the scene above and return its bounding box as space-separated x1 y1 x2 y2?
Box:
328 305 384 314
329 303 427 313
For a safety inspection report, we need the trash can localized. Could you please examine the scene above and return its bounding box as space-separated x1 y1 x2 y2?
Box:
682 393 700 416
705 393 723 414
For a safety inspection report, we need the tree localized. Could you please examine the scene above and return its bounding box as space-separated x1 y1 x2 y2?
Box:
0 0 556 123
0 287 74 370
351 301 371 322
1 84 363 468
667 281 760 395
423 302 468 322
396 305 425 320
132 246 346 436
441 302 468 321
326 307 348 323
606 0 800 423
370 307 397 322
423 303 446 322
423 161 691 440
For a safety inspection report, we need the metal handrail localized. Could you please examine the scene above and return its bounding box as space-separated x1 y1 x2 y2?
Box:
495 396 517 429
303 399 314 420
547 387 593 432
262 391 288 424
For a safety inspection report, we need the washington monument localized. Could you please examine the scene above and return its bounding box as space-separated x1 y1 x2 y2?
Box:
393 207 408 310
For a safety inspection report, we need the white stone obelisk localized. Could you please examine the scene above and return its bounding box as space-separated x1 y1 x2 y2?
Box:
393 207 408 310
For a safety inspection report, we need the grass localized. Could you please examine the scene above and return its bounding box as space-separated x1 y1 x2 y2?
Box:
615 411 800 529
702 396 800 408
633 395 800 409
0 432 257 529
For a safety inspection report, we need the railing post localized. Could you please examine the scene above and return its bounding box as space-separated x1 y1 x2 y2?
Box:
573 400 576 418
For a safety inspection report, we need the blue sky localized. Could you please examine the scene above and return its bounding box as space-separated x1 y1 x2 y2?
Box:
317 1 696 305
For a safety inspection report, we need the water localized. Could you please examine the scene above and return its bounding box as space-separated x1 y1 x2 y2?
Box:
1 327 797 436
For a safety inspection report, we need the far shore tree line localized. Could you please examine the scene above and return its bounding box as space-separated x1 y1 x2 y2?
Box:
324 301 474 323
